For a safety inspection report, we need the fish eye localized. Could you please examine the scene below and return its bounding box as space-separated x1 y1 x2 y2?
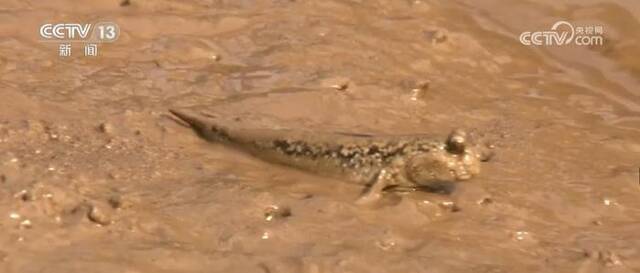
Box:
446 129 467 154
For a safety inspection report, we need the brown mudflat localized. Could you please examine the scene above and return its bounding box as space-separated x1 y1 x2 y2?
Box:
0 0 639 272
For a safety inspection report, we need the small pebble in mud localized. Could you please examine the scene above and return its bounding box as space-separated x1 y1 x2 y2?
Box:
323 77 350 91
264 205 292 221
602 198 617 206
25 120 46 135
87 205 112 226
98 122 114 134
8 212 21 220
210 54 221 62
410 80 430 101
418 199 458 217
511 231 534 242
331 82 349 91
477 197 493 206
438 201 460 212
585 250 623 266
19 219 32 229
107 172 120 180
108 194 127 209
375 238 397 251
424 28 448 44
14 189 34 202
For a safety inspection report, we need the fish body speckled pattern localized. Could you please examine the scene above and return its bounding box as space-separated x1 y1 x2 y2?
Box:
169 109 491 202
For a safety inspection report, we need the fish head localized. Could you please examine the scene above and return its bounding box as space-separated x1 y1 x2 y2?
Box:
405 129 492 187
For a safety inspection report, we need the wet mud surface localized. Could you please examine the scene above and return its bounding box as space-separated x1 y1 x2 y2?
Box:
0 0 639 272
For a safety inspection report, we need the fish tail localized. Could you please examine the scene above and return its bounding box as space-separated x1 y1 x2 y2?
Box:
169 109 230 142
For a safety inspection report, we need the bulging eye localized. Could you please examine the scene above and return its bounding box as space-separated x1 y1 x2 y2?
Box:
446 129 467 154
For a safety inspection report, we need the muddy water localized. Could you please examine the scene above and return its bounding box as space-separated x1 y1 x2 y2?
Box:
1 0 639 272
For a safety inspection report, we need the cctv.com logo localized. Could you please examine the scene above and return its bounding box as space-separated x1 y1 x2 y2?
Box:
519 21 604 46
